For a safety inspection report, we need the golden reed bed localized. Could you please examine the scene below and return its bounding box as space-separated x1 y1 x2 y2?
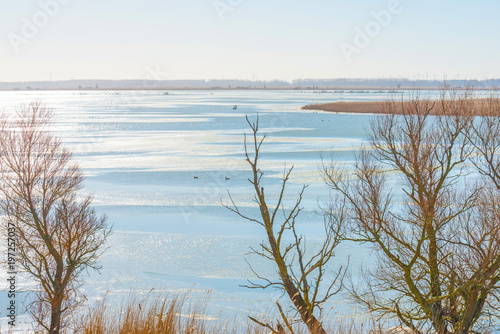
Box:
302 98 500 116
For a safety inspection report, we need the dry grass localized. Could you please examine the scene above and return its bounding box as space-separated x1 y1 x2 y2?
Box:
77 292 384 334
78 293 217 334
302 98 500 116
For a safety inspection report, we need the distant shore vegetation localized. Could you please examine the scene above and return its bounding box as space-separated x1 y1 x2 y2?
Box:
303 96 500 116
2 78 500 91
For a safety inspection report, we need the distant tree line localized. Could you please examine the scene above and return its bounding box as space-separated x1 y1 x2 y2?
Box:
1 78 500 90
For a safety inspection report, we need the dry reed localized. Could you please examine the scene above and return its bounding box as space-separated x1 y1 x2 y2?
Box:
77 292 384 334
302 98 500 116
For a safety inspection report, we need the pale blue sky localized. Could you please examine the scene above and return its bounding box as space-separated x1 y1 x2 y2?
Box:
1 0 498 82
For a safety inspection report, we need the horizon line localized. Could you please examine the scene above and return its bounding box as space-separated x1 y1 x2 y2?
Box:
2 77 499 84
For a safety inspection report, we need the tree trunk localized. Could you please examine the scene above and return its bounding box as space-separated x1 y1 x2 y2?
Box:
281 272 326 334
49 287 64 334
49 306 62 334
268 218 326 334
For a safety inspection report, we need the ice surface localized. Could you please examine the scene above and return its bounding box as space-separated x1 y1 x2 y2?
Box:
0 90 446 329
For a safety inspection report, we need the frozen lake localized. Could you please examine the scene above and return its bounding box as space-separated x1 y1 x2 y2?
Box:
0 89 455 329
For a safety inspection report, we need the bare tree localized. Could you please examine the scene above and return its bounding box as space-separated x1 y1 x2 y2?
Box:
225 117 345 334
0 102 110 334
323 90 500 333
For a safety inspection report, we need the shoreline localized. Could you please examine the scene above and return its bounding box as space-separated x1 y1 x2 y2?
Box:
0 86 496 92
